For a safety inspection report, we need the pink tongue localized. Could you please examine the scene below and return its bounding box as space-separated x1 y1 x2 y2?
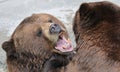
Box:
55 36 73 52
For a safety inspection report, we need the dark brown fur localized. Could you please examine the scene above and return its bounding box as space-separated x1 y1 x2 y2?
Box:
63 1 120 72
2 14 73 72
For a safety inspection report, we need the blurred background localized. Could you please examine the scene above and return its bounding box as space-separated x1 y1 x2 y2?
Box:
0 0 119 72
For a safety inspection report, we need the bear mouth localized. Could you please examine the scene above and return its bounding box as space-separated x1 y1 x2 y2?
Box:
54 32 74 53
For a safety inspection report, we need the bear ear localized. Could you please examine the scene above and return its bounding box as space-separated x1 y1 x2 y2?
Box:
78 3 102 29
79 3 90 17
2 39 18 59
2 39 14 53
78 2 118 29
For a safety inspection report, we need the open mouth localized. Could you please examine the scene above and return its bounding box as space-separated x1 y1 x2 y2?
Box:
54 32 74 53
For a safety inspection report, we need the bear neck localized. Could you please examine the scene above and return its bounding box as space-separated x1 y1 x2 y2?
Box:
71 32 120 72
43 53 74 72
7 50 52 72
7 50 73 72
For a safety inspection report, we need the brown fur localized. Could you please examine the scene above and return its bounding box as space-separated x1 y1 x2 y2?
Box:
63 1 120 72
2 14 73 72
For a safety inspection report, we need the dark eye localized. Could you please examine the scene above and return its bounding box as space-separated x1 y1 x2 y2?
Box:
48 19 53 23
37 30 42 37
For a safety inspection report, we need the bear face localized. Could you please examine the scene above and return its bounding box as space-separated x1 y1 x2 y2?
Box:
71 1 120 72
2 14 74 72
12 14 73 55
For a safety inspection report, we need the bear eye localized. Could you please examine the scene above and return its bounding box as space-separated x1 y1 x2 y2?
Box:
37 30 42 37
48 19 53 23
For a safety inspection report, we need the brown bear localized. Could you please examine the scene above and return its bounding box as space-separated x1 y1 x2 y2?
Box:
64 1 120 72
2 13 75 72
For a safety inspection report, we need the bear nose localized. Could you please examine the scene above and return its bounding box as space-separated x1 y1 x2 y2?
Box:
50 24 61 34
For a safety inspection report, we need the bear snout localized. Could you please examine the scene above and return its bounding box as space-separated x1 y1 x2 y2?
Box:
49 24 61 34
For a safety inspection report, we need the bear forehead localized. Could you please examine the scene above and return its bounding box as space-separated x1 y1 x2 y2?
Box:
19 13 64 29
27 14 62 23
13 14 64 34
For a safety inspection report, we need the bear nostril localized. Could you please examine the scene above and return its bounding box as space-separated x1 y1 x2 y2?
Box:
50 24 61 34
51 27 55 31
54 24 57 27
